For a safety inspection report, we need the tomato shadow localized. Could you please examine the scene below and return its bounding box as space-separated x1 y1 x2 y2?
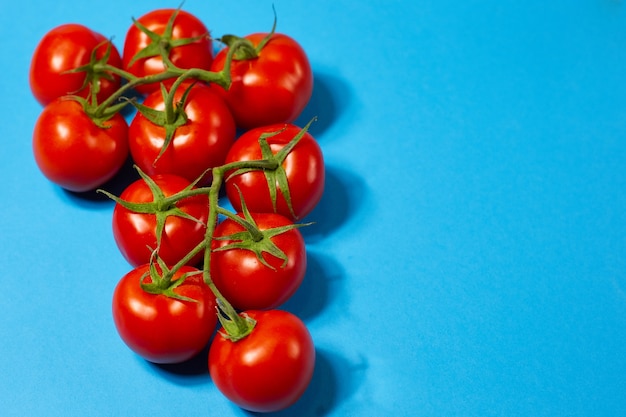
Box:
57 156 140 208
142 342 212 386
299 165 367 243
281 251 343 321
243 348 366 417
295 71 353 139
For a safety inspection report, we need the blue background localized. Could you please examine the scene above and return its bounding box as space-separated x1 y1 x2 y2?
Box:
1 1 625 416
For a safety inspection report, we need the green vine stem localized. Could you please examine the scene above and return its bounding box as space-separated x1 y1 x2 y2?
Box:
202 164 255 340
87 37 251 122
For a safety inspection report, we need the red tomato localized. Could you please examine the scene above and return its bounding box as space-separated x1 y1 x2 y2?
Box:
29 23 122 106
208 310 315 412
210 33 313 129
32 98 129 192
122 8 214 95
224 123 324 220
113 264 217 364
112 174 209 267
128 83 235 184
211 212 307 310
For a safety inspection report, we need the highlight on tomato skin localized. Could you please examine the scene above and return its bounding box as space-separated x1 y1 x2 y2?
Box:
29 23 123 106
32 97 129 193
208 309 316 413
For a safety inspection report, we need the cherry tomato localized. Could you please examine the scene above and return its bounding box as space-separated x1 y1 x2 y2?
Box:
211 212 307 310
210 33 313 129
112 174 209 267
224 123 324 220
112 264 217 364
32 98 129 192
122 8 214 95
29 23 122 106
208 310 315 412
128 83 235 184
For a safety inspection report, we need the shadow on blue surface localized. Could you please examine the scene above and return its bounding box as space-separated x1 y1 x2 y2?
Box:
142 345 362 416
300 165 367 243
296 71 353 138
243 348 363 417
282 251 344 321
143 343 213 386
57 155 140 208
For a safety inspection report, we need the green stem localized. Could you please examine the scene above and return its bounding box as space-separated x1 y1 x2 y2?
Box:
89 36 252 122
219 158 279 174
203 166 255 339
202 167 225 291
159 186 213 206
94 63 139 83
169 238 208 275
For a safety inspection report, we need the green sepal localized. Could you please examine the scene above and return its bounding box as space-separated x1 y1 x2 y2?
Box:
128 7 209 68
97 165 206 249
125 82 193 165
254 5 278 53
61 95 119 128
226 117 317 219
136 166 204 248
67 39 116 102
213 186 311 270
214 223 307 270
215 298 256 342
139 254 199 302
218 5 277 61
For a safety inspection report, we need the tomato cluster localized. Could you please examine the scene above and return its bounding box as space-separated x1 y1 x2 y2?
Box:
30 7 324 413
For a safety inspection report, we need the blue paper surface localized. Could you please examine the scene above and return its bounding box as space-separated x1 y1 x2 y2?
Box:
1 1 626 416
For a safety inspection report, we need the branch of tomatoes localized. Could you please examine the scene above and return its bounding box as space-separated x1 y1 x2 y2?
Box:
98 118 319 341
86 35 247 124
31 5 321 413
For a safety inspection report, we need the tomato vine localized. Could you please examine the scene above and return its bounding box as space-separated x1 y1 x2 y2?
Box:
31 4 321 413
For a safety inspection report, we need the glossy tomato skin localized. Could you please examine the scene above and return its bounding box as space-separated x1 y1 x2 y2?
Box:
211 212 307 310
210 33 313 129
30 24 122 106
129 83 235 184
225 123 324 221
112 174 209 267
122 9 213 95
113 264 217 364
32 98 129 192
208 310 315 412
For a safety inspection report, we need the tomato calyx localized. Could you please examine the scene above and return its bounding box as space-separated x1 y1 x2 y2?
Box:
140 253 201 302
215 189 310 270
214 298 257 342
68 39 118 102
127 82 196 164
218 35 259 60
57 94 125 129
226 118 317 219
128 7 209 69
98 166 210 249
218 7 277 60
